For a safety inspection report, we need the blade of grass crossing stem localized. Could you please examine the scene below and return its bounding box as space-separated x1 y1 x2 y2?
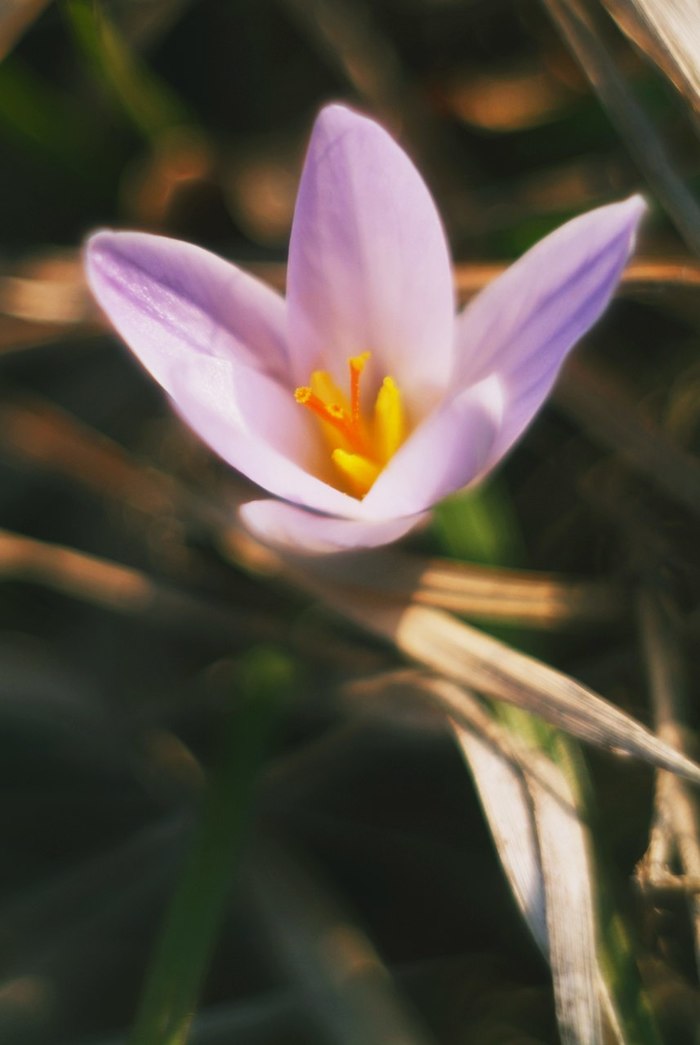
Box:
128 648 295 1045
416 481 660 1043
409 674 660 1044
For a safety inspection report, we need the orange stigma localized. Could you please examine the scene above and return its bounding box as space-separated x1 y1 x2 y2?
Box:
349 351 370 425
293 385 368 455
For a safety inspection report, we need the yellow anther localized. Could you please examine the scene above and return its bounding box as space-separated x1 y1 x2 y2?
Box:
331 449 380 499
374 376 404 463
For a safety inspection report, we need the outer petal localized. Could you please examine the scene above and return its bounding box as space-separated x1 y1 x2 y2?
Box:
361 374 505 519
240 499 427 555
286 104 454 409
169 354 366 519
453 196 645 460
85 231 289 390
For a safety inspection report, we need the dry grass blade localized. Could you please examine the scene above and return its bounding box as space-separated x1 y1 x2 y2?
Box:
0 815 184 967
621 258 700 294
413 562 620 627
318 549 623 629
346 670 606 1044
393 603 700 782
441 62 578 132
277 0 474 238
0 815 183 1045
432 260 700 309
525 753 601 1044
2 253 697 359
280 0 408 129
117 0 197 48
253 257 700 310
290 570 700 784
455 722 553 940
0 0 51 61
247 838 435 1045
0 254 94 323
601 0 700 115
543 0 700 256
0 392 241 540
0 315 83 354
0 528 390 676
457 709 625 1044
617 259 700 329
0 395 181 516
0 527 273 643
0 643 140 775
636 590 700 976
422 678 551 953
555 357 700 516
344 670 546 956
92 992 304 1045
0 253 100 354
0 393 248 561
455 718 602 1044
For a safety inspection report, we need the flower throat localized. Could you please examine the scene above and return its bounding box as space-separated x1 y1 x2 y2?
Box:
294 352 405 498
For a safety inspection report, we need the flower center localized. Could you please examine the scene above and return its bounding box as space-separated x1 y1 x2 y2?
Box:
294 352 405 498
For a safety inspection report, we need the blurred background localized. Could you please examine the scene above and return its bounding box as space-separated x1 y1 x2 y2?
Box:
1 1 700 1043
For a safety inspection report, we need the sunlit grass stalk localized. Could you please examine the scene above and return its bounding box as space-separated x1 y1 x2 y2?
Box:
436 483 662 1043
128 648 295 1045
497 704 662 1044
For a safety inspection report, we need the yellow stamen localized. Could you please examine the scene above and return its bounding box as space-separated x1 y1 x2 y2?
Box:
294 351 406 499
374 376 404 463
331 449 380 499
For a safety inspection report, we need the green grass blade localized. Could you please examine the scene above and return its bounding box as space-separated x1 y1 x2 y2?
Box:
65 0 190 140
128 647 295 1045
0 56 99 177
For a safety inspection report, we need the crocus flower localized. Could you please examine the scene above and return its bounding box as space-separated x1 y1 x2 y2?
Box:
85 104 644 554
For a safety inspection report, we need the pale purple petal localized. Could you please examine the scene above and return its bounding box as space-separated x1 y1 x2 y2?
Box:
85 231 289 391
169 354 365 519
361 374 505 519
286 104 454 410
241 499 427 554
453 197 645 460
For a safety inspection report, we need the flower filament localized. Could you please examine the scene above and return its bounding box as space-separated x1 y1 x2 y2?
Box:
294 352 405 498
